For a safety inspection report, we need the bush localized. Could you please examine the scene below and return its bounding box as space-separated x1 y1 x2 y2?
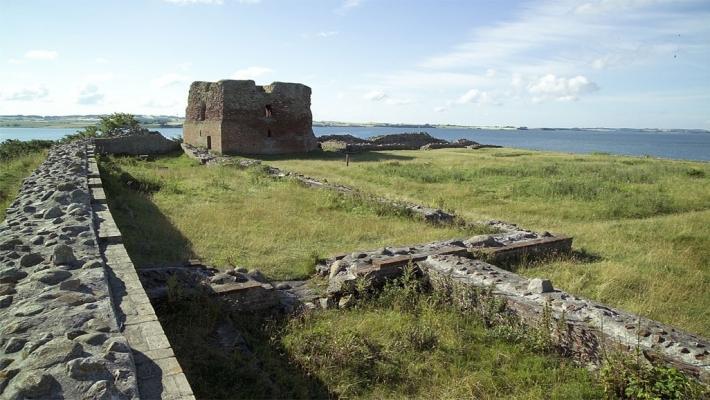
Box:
600 352 707 399
60 113 144 143
0 139 53 162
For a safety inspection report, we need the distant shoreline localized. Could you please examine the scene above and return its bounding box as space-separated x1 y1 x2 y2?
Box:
1 115 708 133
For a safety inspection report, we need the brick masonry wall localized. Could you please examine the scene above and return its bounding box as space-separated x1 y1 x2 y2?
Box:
183 80 318 155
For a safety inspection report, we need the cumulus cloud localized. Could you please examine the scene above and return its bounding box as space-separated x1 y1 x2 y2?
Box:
151 73 190 88
363 90 388 101
24 50 58 61
527 74 599 102
4 86 50 101
456 89 497 105
76 84 104 105
336 0 362 14
231 66 273 80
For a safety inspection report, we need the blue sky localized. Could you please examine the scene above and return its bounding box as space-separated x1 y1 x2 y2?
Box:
1 0 709 128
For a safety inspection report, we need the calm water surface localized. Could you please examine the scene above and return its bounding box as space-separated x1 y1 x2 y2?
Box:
1 126 708 161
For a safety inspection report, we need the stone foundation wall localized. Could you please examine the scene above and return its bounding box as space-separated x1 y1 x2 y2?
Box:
319 232 709 383
0 141 196 399
94 133 180 155
423 255 709 383
0 141 139 399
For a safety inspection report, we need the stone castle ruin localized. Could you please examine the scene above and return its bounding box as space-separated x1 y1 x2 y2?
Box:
183 80 319 155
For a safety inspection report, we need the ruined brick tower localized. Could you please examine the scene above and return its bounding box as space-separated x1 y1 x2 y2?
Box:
183 80 318 154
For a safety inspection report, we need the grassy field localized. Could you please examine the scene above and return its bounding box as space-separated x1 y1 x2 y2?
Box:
99 153 486 280
258 148 710 335
98 149 709 398
0 140 51 221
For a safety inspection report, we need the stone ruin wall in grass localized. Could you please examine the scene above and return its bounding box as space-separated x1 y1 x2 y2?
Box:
0 140 194 399
319 235 710 384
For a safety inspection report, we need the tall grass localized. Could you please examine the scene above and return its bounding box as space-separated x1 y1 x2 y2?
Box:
0 140 50 221
99 153 482 279
281 274 602 399
263 148 710 335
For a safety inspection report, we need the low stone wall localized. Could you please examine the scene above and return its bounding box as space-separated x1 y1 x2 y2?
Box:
95 133 179 155
320 233 709 383
0 141 139 399
424 255 709 383
0 140 196 399
88 145 195 399
320 230 571 296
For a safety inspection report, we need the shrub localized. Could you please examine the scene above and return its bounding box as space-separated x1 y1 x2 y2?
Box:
0 139 53 162
599 352 707 399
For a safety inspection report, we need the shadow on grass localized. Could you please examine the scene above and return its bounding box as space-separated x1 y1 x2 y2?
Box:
155 294 334 399
497 248 604 273
99 157 196 267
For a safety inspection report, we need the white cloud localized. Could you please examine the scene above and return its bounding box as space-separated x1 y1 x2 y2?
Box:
231 66 273 80
485 68 497 78
527 74 599 102
342 0 361 9
24 50 58 61
95 57 109 64
434 106 448 113
4 86 50 101
317 31 339 38
76 84 104 105
151 73 190 88
573 0 670 15
511 73 524 88
363 90 387 101
420 0 709 74
456 89 497 105
336 0 362 14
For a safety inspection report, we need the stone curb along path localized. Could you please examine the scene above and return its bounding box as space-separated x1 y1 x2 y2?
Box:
0 140 195 399
89 143 195 400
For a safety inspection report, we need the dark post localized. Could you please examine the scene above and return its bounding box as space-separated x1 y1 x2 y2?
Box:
346 153 350 166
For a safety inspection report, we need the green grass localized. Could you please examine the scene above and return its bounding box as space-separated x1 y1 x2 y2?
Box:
259 149 710 335
156 273 603 400
98 149 708 398
0 145 48 221
99 152 483 280
282 302 600 399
